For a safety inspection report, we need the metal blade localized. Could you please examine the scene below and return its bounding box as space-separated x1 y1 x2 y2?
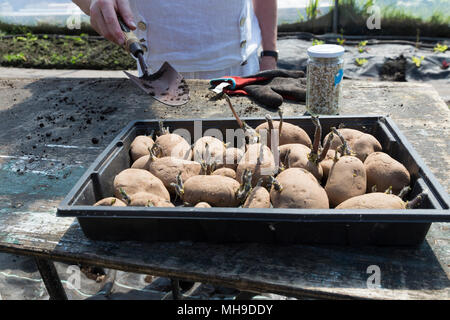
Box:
124 62 190 106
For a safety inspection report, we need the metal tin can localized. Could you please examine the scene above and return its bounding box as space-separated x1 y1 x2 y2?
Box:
306 44 345 115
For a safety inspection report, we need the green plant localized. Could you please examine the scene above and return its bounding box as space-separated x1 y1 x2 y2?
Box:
337 37 346 45
73 36 85 45
358 40 368 53
25 32 38 41
296 9 305 23
15 36 27 42
70 53 84 64
306 0 321 20
362 0 375 12
3 53 27 62
411 56 425 68
355 58 368 66
434 43 448 53
50 53 68 64
312 39 324 46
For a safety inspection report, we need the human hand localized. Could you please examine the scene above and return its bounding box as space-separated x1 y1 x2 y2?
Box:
89 0 136 45
259 55 277 71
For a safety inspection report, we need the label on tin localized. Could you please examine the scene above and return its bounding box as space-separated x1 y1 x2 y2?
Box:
334 69 344 87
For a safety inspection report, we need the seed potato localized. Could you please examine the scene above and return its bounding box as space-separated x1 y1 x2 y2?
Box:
336 193 406 209
212 167 237 180
270 168 329 209
218 147 244 171
364 152 411 194
148 157 202 193
256 121 312 147
193 136 226 166
325 155 367 207
324 128 382 162
154 133 192 160
128 192 174 207
113 168 170 202
130 135 154 162
183 175 241 207
279 144 323 182
243 186 271 208
194 202 212 208
236 143 276 187
94 197 127 207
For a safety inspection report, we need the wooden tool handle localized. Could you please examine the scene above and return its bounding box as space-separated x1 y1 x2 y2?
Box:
117 15 142 57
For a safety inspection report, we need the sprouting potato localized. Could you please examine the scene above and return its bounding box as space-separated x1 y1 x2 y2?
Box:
320 149 337 182
172 170 252 207
154 133 192 160
127 192 174 207
193 136 226 172
212 167 236 180
113 168 170 202
236 143 276 187
325 155 367 207
279 144 323 182
256 121 311 147
94 197 127 207
130 154 151 170
130 135 154 162
181 175 242 207
219 147 245 171
277 116 332 183
194 202 212 208
323 128 382 162
364 152 410 194
243 186 271 208
270 168 329 208
149 157 202 193
335 193 406 209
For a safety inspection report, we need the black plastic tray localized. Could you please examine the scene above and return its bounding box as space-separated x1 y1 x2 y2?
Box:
57 116 450 246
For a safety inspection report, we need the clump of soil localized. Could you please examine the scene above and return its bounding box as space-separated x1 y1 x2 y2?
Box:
380 55 407 82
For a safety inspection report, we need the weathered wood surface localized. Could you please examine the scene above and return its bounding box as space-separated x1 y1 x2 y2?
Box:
0 78 449 299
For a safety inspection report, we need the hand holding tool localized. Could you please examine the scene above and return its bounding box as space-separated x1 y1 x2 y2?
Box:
117 15 189 106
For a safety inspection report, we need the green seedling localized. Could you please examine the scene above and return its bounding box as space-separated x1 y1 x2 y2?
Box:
337 38 345 45
25 32 38 41
3 53 27 62
434 43 448 53
358 40 368 53
70 53 84 64
296 9 305 22
312 39 324 46
306 0 321 20
412 56 425 68
355 58 368 66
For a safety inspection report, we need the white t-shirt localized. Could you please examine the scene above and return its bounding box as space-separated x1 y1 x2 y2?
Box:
129 0 262 74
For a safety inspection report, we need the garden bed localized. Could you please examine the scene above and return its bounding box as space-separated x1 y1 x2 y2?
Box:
0 34 135 70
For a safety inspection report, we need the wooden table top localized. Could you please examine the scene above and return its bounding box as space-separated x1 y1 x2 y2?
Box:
0 78 448 299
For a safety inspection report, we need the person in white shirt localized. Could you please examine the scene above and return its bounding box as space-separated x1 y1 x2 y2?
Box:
73 0 278 79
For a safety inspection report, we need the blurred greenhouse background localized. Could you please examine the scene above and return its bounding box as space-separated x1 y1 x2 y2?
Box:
0 1 448 29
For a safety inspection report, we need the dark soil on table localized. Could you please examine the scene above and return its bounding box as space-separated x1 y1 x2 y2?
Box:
0 35 135 70
380 55 407 82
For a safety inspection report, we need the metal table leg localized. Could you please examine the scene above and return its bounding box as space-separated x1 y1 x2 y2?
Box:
34 258 68 300
171 278 180 300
